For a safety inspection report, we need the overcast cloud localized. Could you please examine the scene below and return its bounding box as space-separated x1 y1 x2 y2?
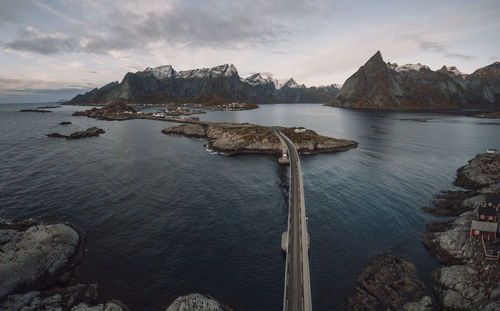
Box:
0 0 499 103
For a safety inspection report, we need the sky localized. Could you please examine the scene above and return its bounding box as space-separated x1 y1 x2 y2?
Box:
1 0 499 103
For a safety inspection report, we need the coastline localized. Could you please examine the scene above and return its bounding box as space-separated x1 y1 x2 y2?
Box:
347 152 500 310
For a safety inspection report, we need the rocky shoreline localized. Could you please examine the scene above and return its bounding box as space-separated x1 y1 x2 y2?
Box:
0 221 229 310
349 152 500 310
162 123 358 155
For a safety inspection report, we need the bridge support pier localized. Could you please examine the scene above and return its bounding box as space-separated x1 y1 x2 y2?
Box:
282 231 310 253
281 231 288 253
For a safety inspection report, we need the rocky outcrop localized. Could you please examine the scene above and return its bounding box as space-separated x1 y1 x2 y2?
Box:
327 51 500 111
347 253 434 311
47 127 105 140
422 190 482 217
1 284 98 311
60 121 72 125
454 153 500 189
166 293 229 311
162 124 206 138
421 211 476 265
434 264 500 311
0 222 85 301
420 152 500 310
67 64 339 106
162 122 357 155
0 222 132 311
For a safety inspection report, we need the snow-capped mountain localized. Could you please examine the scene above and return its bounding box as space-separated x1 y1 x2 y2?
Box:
69 64 340 105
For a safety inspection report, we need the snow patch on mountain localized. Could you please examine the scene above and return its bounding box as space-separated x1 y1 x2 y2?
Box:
388 62 430 72
176 64 238 79
145 65 174 80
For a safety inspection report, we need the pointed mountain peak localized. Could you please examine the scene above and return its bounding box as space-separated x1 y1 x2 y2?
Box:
366 50 384 64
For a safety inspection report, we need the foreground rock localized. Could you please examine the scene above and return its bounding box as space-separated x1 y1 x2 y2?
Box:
47 127 105 140
0 222 85 301
422 190 482 217
434 264 500 310
347 253 434 311
421 211 476 265
166 293 229 311
162 123 357 155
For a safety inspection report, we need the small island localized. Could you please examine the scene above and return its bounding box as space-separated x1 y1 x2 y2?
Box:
47 127 105 140
38 105 61 109
162 123 357 155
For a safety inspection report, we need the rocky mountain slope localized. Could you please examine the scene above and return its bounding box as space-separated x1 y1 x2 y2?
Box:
68 64 339 105
327 51 500 111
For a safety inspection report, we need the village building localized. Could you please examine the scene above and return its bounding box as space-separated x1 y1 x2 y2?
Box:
485 241 500 260
485 197 500 210
470 220 498 240
478 206 498 222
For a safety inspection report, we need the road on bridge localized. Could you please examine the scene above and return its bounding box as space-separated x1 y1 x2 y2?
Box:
275 130 312 311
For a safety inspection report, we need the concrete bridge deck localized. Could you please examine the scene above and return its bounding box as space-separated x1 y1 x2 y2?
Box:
275 130 312 311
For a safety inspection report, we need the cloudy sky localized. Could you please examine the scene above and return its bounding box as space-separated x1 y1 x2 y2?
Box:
1 0 499 103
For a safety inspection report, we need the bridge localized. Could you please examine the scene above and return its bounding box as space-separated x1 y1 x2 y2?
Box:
275 130 312 311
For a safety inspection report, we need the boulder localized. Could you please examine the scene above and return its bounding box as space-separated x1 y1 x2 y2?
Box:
346 253 434 310
0 223 83 300
166 293 228 311
421 211 475 265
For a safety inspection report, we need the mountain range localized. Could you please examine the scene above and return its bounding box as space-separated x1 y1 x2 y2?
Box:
327 51 500 111
68 64 340 105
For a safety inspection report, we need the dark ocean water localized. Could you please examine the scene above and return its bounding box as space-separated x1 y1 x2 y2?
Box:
1 103 499 310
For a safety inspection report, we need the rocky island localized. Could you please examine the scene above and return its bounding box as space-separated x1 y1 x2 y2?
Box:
162 123 357 155
47 127 105 140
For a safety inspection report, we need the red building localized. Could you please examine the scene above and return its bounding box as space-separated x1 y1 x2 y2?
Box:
485 197 500 210
470 220 498 240
478 206 498 222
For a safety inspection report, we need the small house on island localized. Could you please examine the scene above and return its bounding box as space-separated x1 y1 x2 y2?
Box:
485 241 500 260
478 206 498 222
470 220 498 240
485 197 500 210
